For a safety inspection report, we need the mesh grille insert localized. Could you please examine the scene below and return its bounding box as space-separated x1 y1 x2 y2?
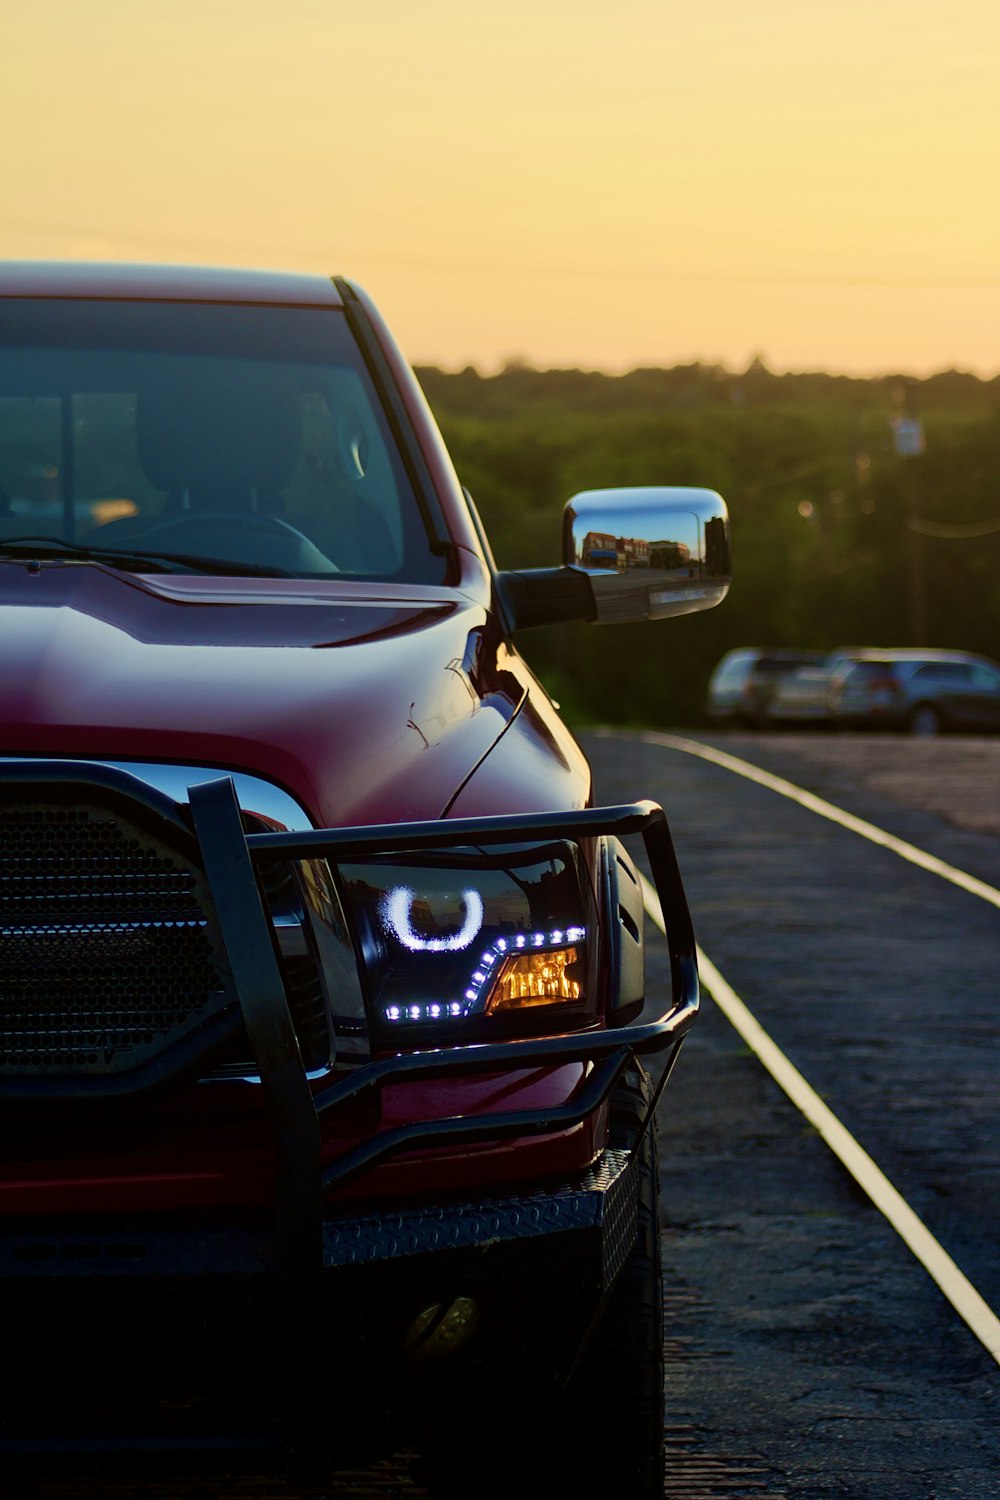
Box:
1 803 230 1077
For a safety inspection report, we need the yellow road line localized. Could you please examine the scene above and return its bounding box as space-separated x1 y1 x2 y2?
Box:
635 731 1000 912
640 871 1000 1368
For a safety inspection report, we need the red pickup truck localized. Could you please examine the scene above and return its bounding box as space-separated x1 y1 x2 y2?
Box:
0 263 730 1497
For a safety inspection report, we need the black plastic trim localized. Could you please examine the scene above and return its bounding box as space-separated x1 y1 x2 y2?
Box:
496 565 597 630
602 835 647 1022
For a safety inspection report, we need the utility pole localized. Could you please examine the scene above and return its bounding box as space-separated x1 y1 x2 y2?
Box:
891 391 927 645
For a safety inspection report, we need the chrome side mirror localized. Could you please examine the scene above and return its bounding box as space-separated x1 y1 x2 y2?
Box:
563 486 731 624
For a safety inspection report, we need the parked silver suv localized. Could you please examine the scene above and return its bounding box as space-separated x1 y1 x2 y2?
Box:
706 648 826 727
829 649 1000 735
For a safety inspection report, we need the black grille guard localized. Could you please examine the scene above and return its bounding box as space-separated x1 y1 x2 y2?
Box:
187 777 699 1279
0 763 697 1280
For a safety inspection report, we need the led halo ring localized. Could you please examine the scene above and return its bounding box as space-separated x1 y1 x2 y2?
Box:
380 886 485 953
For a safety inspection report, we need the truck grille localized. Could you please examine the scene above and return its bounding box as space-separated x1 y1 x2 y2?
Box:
0 803 231 1077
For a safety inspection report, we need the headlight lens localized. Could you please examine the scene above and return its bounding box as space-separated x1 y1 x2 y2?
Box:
338 840 595 1042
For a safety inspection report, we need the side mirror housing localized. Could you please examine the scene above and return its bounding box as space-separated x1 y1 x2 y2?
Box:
497 486 731 630
564 486 731 624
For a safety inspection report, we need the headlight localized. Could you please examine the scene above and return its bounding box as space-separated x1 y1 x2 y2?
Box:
338 840 597 1043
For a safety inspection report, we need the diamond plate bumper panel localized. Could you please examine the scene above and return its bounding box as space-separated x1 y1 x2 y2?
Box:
323 1146 638 1291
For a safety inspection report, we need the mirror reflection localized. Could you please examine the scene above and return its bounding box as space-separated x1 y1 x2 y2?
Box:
564 486 731 624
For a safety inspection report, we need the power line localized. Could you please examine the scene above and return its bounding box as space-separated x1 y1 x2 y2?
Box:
2 219 999 291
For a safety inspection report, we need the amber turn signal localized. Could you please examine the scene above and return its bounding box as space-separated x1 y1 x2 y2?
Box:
485 947 583 1012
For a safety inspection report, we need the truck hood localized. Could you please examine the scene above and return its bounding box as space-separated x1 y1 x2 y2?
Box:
0 564 524 825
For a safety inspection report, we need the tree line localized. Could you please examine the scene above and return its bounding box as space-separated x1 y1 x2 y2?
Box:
417 361 1000 726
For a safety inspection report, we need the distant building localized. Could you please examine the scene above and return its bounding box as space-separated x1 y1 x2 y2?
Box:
620 536 650 567
581 531 650 569
581 530 619 568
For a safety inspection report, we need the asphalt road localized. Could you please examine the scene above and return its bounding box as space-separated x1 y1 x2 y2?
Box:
22 732 1000 1500
583 729 1000 1500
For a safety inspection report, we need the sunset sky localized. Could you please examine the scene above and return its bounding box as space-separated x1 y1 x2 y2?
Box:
3 0 998 374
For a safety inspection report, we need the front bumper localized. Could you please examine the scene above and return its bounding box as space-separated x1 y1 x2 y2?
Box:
1 1144 642 1466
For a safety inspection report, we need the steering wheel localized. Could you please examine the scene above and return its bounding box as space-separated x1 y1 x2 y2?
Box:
136 511 309 544
130 511 336 570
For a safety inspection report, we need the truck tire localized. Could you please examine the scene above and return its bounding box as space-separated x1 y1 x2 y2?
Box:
564 1063 665 1498
425 1065 665 1500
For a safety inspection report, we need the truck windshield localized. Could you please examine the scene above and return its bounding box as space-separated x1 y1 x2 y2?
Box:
0 299 447 582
